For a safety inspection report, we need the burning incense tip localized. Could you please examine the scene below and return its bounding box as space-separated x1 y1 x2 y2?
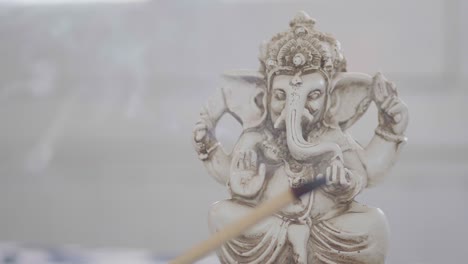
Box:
291 176 327 198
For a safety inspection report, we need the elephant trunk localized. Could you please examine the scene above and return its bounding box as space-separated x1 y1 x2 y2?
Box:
284 95 342 162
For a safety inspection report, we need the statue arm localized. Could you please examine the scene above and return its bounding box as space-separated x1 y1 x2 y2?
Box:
320 135 368 203
201 144 231 185
331 148 368 203
197 131 265 187
193 87 233 185
364 134 405 187
197 129 264 186
193 73 267 185
363 72 409 187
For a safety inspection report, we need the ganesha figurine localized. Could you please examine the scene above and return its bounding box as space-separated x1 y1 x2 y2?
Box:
192 11 408 264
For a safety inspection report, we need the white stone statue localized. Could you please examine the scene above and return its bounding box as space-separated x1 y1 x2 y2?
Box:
192 11 408 264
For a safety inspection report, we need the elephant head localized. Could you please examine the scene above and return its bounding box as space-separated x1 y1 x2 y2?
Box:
212 69 372 164
202 11 374 163
267 70 372 162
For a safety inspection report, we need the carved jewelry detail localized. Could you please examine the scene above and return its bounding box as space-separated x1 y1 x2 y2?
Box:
259 11 347 81
198 142 221 161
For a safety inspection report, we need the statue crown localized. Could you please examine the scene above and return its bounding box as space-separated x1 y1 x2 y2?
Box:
259 11 347 81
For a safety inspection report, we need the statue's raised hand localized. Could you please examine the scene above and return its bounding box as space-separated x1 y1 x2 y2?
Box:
372 72 409 136
193 116 217 160
229 149 266 198
318 158 352 191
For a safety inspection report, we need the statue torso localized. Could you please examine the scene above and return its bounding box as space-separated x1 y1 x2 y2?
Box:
231 127 353 221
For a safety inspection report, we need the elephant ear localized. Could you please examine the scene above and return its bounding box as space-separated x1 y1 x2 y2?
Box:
221 70 267 130
327 72 373 131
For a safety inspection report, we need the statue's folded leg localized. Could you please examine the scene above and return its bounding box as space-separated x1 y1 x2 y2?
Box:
288 223 310 264
208 199 282 236
208 199 290 264
310 201 390 264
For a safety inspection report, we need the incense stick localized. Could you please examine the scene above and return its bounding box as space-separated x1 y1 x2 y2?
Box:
170 177 326 264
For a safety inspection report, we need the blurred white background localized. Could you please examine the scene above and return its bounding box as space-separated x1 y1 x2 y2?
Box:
0 0 467 263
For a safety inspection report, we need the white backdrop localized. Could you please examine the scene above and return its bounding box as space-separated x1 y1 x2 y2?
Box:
0 0 467 263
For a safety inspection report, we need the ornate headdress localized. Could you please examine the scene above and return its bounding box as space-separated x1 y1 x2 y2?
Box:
259 11 347 89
